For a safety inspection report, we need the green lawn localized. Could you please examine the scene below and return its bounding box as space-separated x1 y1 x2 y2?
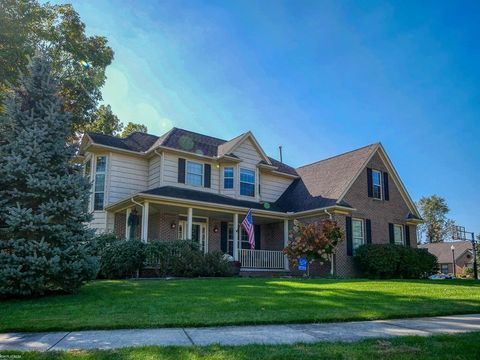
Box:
2 332 480 359
1 278 480 332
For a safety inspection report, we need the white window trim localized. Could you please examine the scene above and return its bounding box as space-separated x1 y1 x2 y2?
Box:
352 218 365 254
372 169 382 200
393 224 405 245
239 167 256 197
186 160 204 187
83 155 93 212
223 166 234 190
177 218 209 253
93 155 107 212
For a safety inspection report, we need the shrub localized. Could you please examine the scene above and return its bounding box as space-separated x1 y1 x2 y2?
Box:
354 244 438 279
91 233 121 257
145 241 233 277
99 241 146 279
203 251 234 277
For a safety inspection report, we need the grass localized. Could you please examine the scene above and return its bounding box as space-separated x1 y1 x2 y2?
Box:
1 278 480 332
1 332 479 359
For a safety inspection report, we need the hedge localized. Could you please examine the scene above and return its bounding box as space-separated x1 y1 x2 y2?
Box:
354 244 438 279
94 234 233 279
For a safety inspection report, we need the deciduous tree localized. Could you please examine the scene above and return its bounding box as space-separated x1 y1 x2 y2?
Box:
0 0 114 132
417 195 455 243
283 219 343 276
121 122 148 137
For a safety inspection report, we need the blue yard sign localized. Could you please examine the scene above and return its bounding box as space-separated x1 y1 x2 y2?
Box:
298 258 307 271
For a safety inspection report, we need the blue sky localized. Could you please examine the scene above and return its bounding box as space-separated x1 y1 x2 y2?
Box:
61 0 479 234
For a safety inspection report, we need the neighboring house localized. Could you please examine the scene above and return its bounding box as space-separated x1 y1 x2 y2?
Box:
79 127 422 277
419 241 475 275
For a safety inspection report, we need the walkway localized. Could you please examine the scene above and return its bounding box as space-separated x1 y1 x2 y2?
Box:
1 314 479 351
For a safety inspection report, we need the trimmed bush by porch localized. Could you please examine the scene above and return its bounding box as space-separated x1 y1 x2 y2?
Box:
1 278 480 332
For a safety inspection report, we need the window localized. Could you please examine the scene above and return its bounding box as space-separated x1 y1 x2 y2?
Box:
227 224 251 255
240 168 255 197
372 170 382 199
440 264 449 274
393 224 404 245
186 161 203 187
224 167 234 189
84 158 92 181
352 218 365 254
94 156 106 210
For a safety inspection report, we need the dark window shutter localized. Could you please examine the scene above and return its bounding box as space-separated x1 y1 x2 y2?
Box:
178 158 186 183
346 216 353 256
405 225 411 247
254 225 261 250
367 168 373 198
220 222 228 253
204 164 211 188
366 219 372 244
389 223 395 244
383 172 390 201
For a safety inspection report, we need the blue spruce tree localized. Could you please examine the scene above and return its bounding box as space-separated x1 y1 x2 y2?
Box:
0 55 98 296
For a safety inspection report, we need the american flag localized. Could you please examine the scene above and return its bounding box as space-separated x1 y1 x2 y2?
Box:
242 209 255 250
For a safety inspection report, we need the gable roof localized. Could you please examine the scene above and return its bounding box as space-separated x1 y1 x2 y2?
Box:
419 241 473 264
84 128 297 176
276 144 378 212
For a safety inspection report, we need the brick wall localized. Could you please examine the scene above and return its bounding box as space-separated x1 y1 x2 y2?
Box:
292 152 418 278
261 222 284 250
338 152 417 277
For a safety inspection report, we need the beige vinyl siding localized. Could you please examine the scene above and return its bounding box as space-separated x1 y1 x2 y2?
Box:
108 153 148 204
90 211 106 232
233 138 262 201
260 173 293 203
233 138 263 167
106 212 115 232
162 152 219 193
148 154 161 189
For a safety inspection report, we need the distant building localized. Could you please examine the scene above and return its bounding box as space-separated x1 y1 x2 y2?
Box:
419 241 474 275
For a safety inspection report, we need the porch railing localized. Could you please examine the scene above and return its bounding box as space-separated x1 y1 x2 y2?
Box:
238 249 286 269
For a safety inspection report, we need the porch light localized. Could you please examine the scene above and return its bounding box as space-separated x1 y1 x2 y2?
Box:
170 222 176 229
213 226 219 233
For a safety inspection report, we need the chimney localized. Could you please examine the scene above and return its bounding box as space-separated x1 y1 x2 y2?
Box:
279 145 283 163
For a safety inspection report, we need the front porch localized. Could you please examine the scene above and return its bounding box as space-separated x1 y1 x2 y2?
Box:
109 199 290 271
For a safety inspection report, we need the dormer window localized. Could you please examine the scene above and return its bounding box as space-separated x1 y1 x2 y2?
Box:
372 169 382 199
186 160 203 187
240 168 255 197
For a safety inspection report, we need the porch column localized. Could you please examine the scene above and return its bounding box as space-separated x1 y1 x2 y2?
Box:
125 207 131 240
284 219 290 270
141 201 149 243
233 213 239 261
187 207 193 240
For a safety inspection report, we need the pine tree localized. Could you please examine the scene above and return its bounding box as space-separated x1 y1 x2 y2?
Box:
0 55 98 296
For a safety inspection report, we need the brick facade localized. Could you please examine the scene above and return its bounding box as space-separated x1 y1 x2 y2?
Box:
295 152 418 277
113 211 282 252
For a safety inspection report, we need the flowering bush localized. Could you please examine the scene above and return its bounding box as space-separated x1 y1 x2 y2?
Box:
283 219 344 267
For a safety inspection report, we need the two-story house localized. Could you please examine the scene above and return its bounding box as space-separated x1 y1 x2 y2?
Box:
79 127 422 277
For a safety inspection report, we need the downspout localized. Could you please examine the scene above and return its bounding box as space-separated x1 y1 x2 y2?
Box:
324 208 334 276
324 208 333 220
154 149 163 186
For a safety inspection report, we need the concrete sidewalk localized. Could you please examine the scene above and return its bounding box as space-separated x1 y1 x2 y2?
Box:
1 314 480 352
